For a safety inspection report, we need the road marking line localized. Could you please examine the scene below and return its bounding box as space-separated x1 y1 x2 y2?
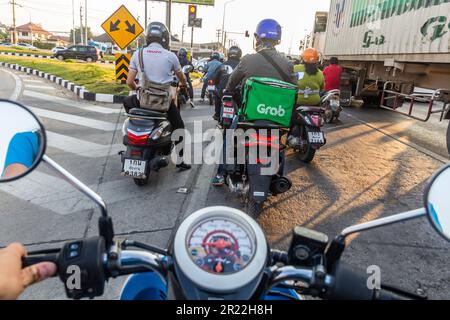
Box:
23 90 122 114
25 85 54 91
28 106 119 131
47 131 123 157
23 79 44 83
0 68 22 100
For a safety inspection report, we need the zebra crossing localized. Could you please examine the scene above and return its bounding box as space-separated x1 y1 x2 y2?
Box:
0 70 217 216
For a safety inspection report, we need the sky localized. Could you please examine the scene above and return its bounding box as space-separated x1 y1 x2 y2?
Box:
0 0 331 55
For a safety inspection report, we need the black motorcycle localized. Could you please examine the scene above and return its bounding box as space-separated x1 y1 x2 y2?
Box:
3 99 450 301
220 95 292 218
289 105 327 163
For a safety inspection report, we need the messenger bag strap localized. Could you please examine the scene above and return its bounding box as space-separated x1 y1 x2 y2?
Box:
138 47 149 86
259 50 293 84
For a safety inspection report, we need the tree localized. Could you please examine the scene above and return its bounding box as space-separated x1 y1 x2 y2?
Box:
69 27 94 44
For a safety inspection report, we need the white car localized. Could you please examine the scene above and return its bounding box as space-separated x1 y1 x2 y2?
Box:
194 58 210 72
52 46 67 54
16 43 38 51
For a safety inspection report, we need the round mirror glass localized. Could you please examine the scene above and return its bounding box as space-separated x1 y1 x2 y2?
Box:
182 65 194 74
0 99 46 182
425 165 450 242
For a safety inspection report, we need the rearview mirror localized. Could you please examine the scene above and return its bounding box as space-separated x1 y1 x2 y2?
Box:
0 99 46 182
425 164 450 242
182 65 194 74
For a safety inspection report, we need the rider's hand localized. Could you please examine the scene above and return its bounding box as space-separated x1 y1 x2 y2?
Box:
0 243 57 300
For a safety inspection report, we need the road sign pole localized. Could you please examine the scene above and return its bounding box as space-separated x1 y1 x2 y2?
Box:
191 26 194 52
166 0 172 31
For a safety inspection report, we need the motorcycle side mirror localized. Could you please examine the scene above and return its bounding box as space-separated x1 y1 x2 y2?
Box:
182 65 194 74
0 99 46 183
0 99 115 247
425 164 450 242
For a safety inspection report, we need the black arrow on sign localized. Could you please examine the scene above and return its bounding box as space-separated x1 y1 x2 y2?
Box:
110 20 121 32
116 64 129 74
125 21 136 34
117 72 128 80
115 55 130 65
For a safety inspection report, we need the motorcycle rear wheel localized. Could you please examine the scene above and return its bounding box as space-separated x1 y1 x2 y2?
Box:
298 143 316 163
134 176 149 187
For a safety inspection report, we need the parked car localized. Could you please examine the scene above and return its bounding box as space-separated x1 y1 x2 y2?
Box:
16 43 38 50
0 42 12 47
194 58 209 72
51 46 67 54
54 45 99 62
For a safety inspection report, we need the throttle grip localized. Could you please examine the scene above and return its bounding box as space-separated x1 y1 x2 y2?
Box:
22 254 59 268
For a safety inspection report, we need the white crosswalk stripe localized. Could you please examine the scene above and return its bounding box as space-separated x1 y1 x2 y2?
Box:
46 131 123 158
23 90 122 114
29 106 120 131
25 85 55 91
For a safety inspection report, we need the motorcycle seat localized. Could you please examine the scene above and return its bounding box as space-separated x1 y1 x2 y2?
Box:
129 108 167 119
296 105 324 113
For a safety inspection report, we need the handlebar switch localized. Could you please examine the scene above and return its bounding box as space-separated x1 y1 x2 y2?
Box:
57 237 107 300
288 226 329 268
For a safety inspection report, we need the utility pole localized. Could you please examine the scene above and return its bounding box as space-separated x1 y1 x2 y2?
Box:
181 23 185 43
145 0 148 30
216 29 222 51
72 0 76 45
166 0 172 32
11 0 17 44
79 5 84 45
84 0 88 45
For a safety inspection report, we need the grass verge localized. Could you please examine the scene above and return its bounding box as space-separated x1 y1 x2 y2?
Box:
0 55 129 96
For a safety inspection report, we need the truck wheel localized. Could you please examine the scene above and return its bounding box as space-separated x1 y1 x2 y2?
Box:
57 55 64 61
447 121 450 155
245 197 262 219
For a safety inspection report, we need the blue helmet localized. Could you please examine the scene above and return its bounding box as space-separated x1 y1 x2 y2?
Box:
255 19 282 43
178 48 188 58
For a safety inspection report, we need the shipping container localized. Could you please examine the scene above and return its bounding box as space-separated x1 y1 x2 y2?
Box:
324 0 450 63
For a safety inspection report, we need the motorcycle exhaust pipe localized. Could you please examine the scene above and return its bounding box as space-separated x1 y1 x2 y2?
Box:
270 176 292 196
150 157 169 171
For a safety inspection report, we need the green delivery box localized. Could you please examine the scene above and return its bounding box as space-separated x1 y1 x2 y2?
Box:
241 77 298 128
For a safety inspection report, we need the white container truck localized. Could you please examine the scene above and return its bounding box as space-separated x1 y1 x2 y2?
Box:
314 0 450 153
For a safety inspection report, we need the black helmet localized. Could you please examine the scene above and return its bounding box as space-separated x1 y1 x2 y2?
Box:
146 22 170 50
210 52 221 61
228 46 242 60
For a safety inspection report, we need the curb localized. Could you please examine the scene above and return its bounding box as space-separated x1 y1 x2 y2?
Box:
0 62 126 103
0 51 115 65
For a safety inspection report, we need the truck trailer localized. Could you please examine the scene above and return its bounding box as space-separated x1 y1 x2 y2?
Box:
314 0 450 153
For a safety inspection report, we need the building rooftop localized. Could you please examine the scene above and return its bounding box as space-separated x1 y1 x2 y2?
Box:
16 23 52 35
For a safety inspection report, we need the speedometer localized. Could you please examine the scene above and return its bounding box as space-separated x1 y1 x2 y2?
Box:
173 207 268 300
187 218 255 274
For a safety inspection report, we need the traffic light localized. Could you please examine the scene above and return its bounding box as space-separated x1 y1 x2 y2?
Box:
188 5 197 27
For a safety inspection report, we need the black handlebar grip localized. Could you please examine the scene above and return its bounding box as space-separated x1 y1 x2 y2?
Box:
22 254 59 269
323 262 376 300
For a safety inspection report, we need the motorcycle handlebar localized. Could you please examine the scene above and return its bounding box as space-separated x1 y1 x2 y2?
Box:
323 262 414 300
22 254 59 268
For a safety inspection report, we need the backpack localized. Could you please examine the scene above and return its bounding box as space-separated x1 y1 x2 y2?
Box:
241 77 298 128
137 48 173 112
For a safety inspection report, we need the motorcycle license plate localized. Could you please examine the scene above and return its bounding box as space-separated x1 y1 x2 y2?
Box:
222 107 235 119
207 85 216 91
308 132 325 144
123 159 147 178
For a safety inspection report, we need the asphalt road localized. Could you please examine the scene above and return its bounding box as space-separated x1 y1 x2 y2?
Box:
1 66 450 300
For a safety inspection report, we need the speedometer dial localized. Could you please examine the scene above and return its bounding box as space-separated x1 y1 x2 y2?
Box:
187 218 255 275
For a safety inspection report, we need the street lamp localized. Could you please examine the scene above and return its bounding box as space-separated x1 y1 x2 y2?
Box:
222 0 237 49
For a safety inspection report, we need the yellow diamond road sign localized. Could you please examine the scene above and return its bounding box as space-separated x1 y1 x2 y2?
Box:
101 5 144 50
